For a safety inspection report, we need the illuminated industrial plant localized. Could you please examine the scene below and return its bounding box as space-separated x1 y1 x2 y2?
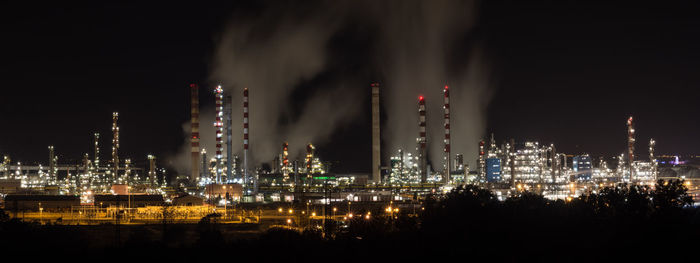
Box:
0 83 678 207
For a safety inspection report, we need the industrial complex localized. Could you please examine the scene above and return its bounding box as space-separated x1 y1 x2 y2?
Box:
1 82 698 225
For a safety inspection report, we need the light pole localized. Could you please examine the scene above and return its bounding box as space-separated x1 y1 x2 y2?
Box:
38 202 43 224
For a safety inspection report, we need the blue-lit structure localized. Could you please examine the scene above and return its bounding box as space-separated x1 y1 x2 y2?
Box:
573 155 592 181
486 158 501 182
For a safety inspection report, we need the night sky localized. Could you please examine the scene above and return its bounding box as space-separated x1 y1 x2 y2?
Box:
1 1 698 174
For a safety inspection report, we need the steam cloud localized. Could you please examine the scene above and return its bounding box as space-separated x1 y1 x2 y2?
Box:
170 0 494 175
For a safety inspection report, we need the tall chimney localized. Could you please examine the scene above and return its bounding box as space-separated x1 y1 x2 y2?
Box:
443 85 450 184
225 94 233 183
243 88 249 189
627 116 635 181
190 84 201 183
214 85 224 183
418 95 427 183
371 82 381 183
112 112 119 183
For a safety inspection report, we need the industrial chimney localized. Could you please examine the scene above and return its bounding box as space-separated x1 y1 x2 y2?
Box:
243 88 249 189
443 85 450 184
190 84 201 183
371 82 381 184
225 94 233 183
418 95 427 183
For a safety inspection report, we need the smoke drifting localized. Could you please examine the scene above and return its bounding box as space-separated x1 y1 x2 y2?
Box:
171 0 493 174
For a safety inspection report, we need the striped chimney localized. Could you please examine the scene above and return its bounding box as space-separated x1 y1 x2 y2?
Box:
243 87 249 187
443 85 450 183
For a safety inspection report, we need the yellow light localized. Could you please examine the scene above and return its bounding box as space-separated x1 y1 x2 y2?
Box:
278 207 283 213
312 212 316 217
288 209 293 214
348 213 353 218
365 214 370 220
287 218 291 224
333 207 337 212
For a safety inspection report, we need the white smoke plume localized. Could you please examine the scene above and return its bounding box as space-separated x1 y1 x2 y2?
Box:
170 0 494 175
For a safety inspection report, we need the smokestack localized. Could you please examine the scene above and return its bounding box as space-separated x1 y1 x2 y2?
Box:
214 85 224 183
148 155 156 186
627 116 635 181
243 88 249 189
190 84 201 183
225 94 233 183
443 85 450 184
418 95 427 183
112 112 119 183
371 82 380 183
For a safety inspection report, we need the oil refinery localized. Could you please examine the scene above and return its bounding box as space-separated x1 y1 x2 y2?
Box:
1 83 698 213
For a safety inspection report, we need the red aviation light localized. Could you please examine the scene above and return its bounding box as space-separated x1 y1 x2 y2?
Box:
419 95 424 101
444 85 449 90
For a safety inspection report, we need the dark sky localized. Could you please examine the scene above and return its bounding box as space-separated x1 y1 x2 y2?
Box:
1 1 698 173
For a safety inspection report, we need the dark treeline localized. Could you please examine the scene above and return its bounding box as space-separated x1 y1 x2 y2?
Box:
1 180 699 262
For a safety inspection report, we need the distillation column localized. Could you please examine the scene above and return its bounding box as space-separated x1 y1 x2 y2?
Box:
214 85 224 183
112 112 119 183
627 116 635 181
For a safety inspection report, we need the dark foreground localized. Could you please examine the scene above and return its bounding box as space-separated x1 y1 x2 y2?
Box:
2 181 699 262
